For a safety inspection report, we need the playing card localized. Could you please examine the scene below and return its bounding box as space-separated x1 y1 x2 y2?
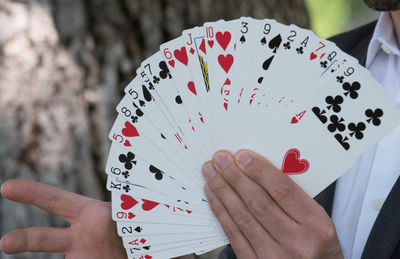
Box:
139 51 209 163
160 37 211 156
203 19 239 152
111 192 213 225
116 221 222 237
122 232 224 249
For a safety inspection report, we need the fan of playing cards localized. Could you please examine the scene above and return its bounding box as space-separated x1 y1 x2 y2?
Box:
105 17 400 259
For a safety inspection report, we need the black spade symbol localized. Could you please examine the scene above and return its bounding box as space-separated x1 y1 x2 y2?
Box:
262 56 274 71
134 226 142 233
175 95 183 104
260 37 267 45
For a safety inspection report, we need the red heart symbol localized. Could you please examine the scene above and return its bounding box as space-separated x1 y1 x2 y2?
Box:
310 52 317 60
218 54 234 73
281 148 310 175
187 81 197 95
128 212 135 219
168 59 175 67
173 47 188 66
144 255 152 259
207 40 214 48
186 210 192 214
124 140 131 146
141 199 159 211
216 31 231 51
199 39 206 54
291 116 298 124
122 121 140 137
121 194 139 210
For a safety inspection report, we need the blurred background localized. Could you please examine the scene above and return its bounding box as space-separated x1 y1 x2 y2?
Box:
0 0 378 258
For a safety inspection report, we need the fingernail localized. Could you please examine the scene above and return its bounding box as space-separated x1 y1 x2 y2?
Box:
0 183 5 196
213 153 228 170
236 150 252 166
202 162 217 180
204 184 214 199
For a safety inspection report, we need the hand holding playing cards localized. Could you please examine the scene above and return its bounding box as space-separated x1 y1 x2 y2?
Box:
202 150 343 259
0 179 126 258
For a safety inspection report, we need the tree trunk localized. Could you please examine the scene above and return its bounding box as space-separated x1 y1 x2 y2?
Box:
0 1 309 258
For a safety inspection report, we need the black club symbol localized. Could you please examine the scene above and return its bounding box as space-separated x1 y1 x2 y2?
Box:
342 81 361 99
336 76 344 83
131 115 138 123
159 61 172 79
122 171 130 179
320 61 328 68
325 95 344 113
283 42 291 49
123 185 130 193
296 46 303 54
348 122 366 140
119 152 137 170
153 76 160 84
148 83 155 90
149 165 164 180
365 108 383 126
328 115 346 133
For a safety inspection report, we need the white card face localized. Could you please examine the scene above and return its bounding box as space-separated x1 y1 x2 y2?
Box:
295 64 400 159
139 51 208 163
116 94 200 169
116 221 221 237
108 115 198 182
127 239 229 259
111 192 212 225
223 110 355 198
106 142 204 201
219 17 263 144
126 236 222 257
159 37 210 155
182 26 213 139
107 175 211 213
203 19 239 141
122 232 224 248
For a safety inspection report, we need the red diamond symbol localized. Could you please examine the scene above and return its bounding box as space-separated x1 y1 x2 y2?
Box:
190 47 195 55
140 238 147 244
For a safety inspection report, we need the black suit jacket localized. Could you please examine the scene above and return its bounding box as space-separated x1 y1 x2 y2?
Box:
219 21 400 259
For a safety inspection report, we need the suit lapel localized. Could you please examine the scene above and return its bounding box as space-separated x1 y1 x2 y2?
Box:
361 176 400 259
346 23 400 259
346 25 400 259
314 181 336 216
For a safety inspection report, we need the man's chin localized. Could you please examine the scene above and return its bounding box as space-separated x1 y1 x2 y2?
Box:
364 0 400 11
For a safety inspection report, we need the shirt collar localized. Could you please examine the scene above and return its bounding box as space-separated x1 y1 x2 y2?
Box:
366 12 400 68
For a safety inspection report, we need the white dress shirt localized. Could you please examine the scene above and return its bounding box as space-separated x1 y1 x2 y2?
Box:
331 12 400 259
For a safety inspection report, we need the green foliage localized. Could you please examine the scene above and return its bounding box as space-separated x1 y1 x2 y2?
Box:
306 0 351 38
305 0 379 39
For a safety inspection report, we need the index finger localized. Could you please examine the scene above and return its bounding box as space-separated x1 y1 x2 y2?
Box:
1 179 92 223
234 150 325 222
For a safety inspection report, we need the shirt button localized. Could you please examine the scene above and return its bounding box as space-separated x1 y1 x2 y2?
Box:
381 43 391 54
372 199 384 210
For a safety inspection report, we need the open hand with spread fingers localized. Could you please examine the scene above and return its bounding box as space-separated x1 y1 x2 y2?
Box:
0 179 126 259
202 149 343 259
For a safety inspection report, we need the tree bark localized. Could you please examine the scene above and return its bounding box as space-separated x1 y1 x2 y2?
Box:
0 1 309 258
